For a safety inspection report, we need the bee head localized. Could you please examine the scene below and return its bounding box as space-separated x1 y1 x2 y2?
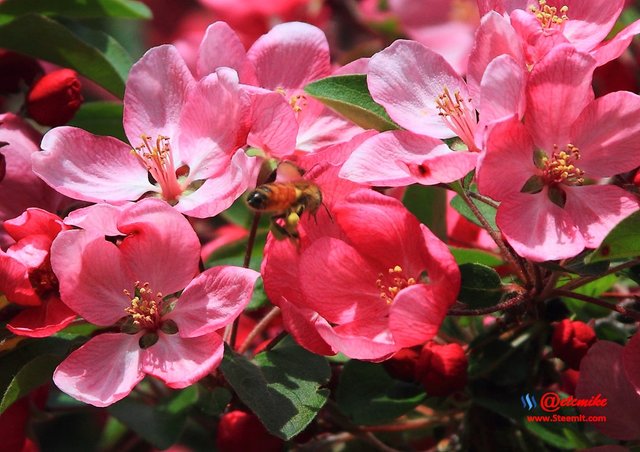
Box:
246 188 269 210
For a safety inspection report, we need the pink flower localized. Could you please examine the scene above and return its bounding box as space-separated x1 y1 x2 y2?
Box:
0 209 76 337
33 45 257 219
477 45 640 261
0 113 69 249
51 199 259 407
198 21 363 154
263 188 460 360
340 39 527 186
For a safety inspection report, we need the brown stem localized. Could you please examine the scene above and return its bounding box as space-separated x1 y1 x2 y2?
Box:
457 189 529 284
560 259 640 292
553 289 640 320
447 293 528 316
238 306 281 354
467 190 500 209
224 212 262 348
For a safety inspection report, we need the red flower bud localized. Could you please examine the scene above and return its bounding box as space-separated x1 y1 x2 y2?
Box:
415 342 467 397
217 411 283 452
551 319 596 370
26 69 83 127
560 369 579 396
633 168 640 187
383 348 420 382
0 50 43 94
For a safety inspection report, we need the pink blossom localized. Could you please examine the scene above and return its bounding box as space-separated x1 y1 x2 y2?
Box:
198 21 363 154
263 188 460 361
340 39 527 186
0 113 69 249
51 199 259 407
477 45 640 261
0 209 76 337
33 46 258 219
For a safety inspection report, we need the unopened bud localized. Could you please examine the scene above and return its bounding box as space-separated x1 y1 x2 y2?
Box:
217 410 283 452
383 348 419 382
551 319 596 370
415 342 468 397
26 69 83 127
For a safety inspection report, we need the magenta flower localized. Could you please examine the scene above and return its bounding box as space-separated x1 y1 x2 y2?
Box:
33 46 257 219
198 21 363 154
0 209 76 337
477 45 640 261
263 188 460 360
340 40 527 186
51 199 259 407
0 113 69 249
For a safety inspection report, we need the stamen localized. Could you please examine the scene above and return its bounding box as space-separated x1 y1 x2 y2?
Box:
528 0 569 29
123 281 163 330
376 265 417 304
28 261 59 299
131 135 184 203
540 144 584 186
435 87 478 151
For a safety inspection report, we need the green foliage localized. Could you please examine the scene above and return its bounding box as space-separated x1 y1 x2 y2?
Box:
402 184 447 240
589 211 640 263
68 101 126 141
450 191 498 230
336 360 425 425
220 336 331 439
450 247 502 266
0 14 131 97
458 263 503 308
0 0 151 19
304 75 400 131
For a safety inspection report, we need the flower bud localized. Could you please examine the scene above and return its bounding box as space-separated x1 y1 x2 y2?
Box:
415 342 467 397
560 368 579 396
26 69 83 127
633 168 640 187
551 319 596 370
0 50 43 94
217 410 283 452
383 348 419 382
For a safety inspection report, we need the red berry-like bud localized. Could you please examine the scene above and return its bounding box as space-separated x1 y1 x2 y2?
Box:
551 319 596 370
383 348 419 382
0 50 43 94
415 342 468 397
560 368 579 396
633 168 640 187
217 410 283 452
26 69 83 127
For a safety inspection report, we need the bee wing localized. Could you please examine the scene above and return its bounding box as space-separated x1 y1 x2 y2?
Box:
275 161 304 182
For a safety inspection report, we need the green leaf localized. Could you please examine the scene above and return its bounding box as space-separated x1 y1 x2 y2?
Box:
449 247 502 267
0 14 131 97
336 360 425 425
450 192 498 231
68 101 126 141
559 274 617 319
457 263 502 308
220 336 331 439
402 185 447 241
0 354 62 413
108 385 198 449
588 211 640 263
0 0 151 19
304 75 400 131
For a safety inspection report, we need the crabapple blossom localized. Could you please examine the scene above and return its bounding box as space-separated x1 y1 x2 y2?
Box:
51 199 259 407
477 45 640 261
0 209 76 337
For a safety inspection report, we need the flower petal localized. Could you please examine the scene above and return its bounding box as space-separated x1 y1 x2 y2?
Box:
561 0 623 52
276 297 335 356
246 88 298 158
123 45 195 146
53 333 143 407
197 21 257 83
315 319 397 361
368 40 466 138
141 332 223 388
34 127 154 203
6 297 76 338
168 266 260 337
622 332 640 395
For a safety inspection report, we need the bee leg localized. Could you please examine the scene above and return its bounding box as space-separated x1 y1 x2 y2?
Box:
270 217 290 240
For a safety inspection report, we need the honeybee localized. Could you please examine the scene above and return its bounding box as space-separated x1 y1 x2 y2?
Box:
245 164 324 240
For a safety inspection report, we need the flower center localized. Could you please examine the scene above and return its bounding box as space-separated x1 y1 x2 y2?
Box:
131 135 184 203
541 144 584 186
376 265 416 304
435 87 478 151
276 87 307 114
123 281 163 331
529 0 569 29
28 260 59 300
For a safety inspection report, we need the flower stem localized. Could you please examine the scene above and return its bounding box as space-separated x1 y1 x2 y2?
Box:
447 293 527 316
560 259 640 292
238 306 281 354
552 289 640 320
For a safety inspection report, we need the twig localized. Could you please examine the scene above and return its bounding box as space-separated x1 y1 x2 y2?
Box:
238 306 281 354
447 293 527 316
553 289 640 320
467 190 500 209
560 259 640 292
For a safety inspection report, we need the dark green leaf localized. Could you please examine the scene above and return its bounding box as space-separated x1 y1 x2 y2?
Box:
588 211 640 263
247 277 269 310
458 263 502 308
450 192 498 231
0 14 131 97
559 274 617 319
0 0 151 19
108 385 198 449
449 247 502 267
220 336 331 439
402 185 447 241
336 360 425 425
68 101 126 141
525 423 589 450
197 387 232 416
0 354 62 413
304 75 400 131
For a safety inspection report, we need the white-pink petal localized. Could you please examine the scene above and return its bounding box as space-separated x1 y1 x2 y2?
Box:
197 21 257 83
